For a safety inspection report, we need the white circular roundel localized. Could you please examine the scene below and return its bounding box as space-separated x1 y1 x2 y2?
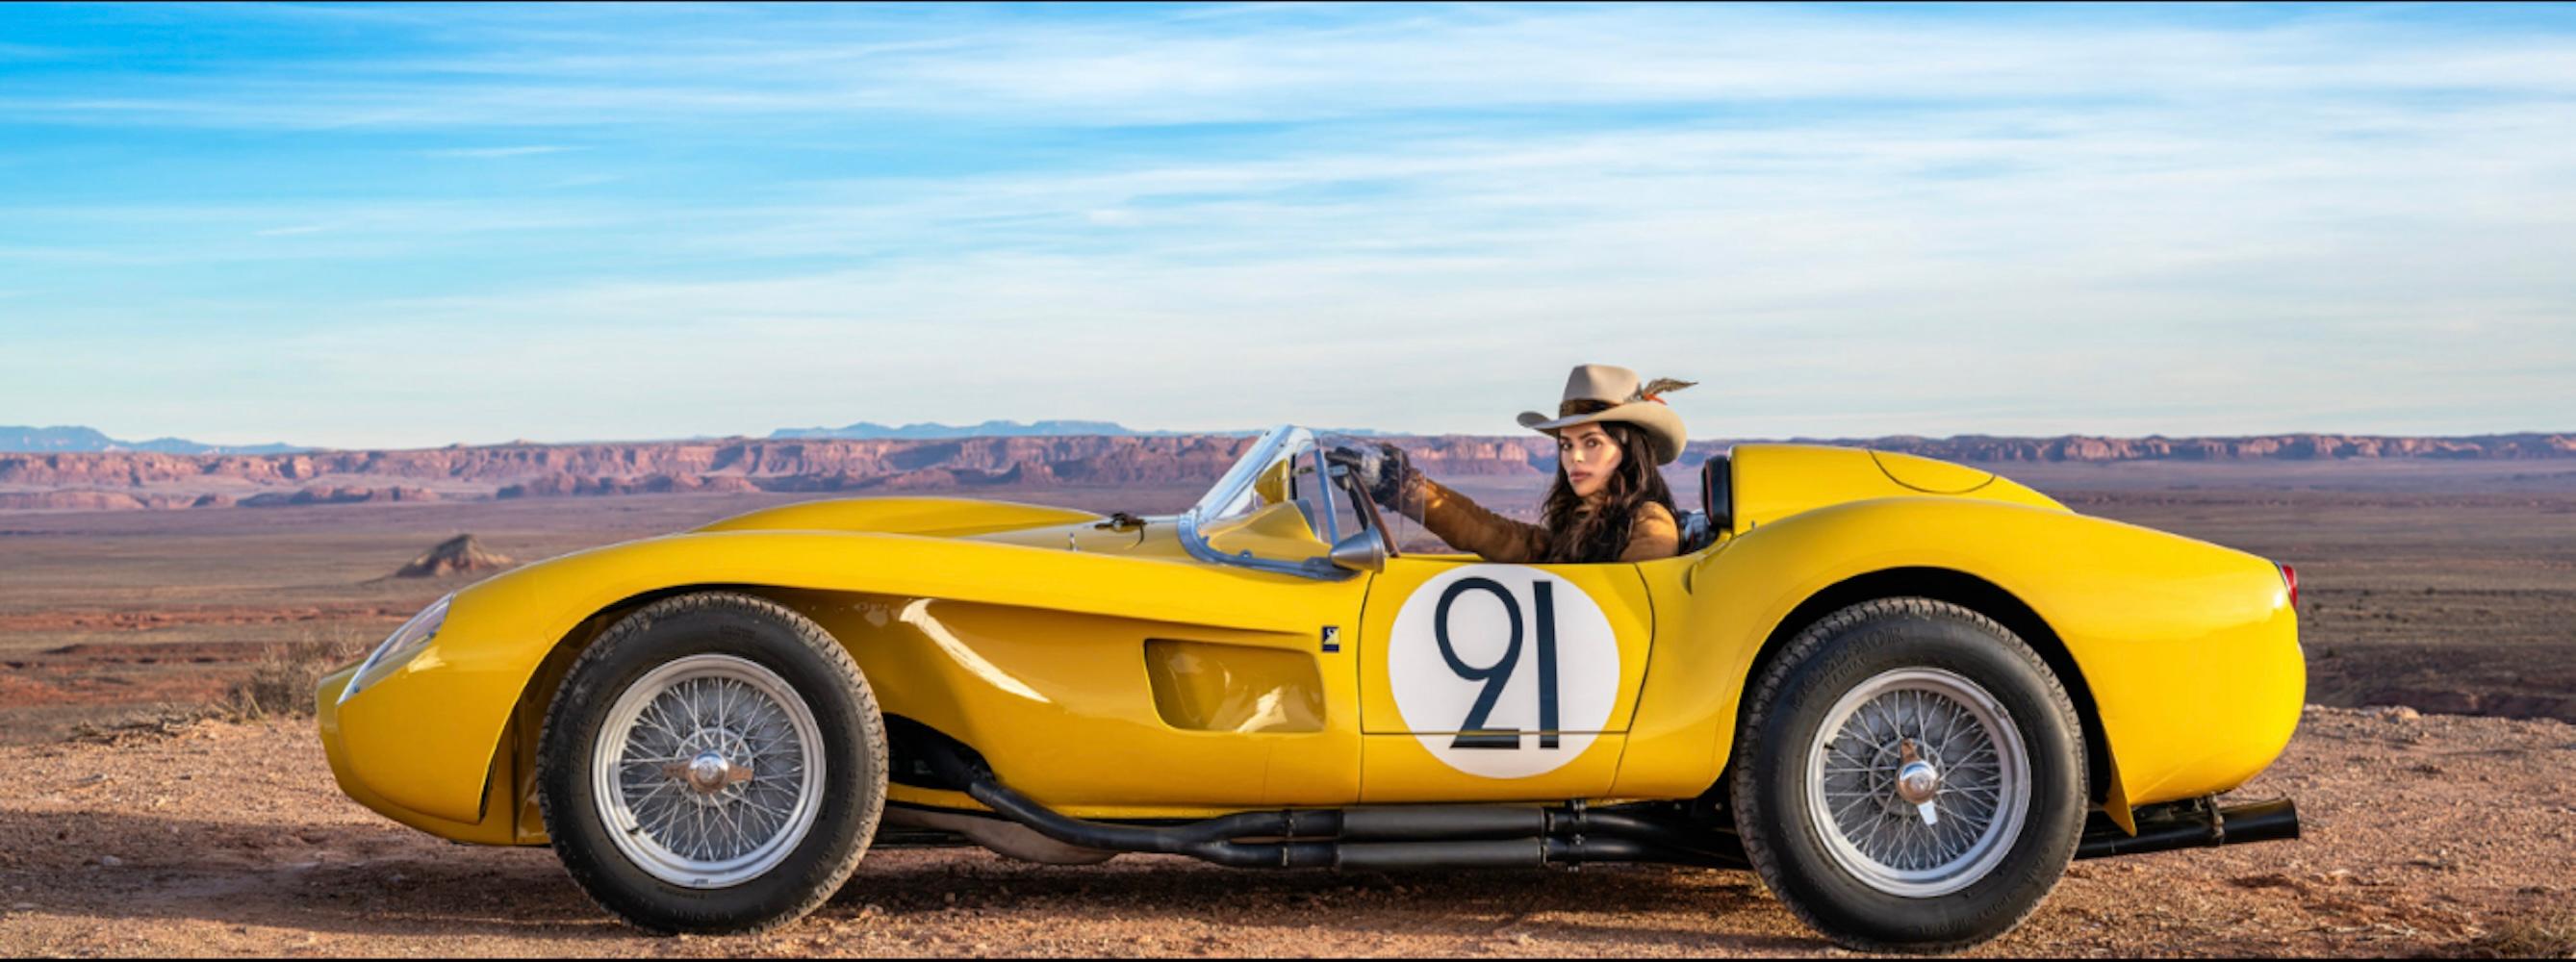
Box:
1386 564 1620 779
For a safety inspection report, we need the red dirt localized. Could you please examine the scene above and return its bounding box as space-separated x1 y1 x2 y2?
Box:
0 707 2568 957
0 631 395 717
0 605 413 635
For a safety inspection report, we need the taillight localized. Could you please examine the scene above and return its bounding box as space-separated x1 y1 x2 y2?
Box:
2278 563 2298 609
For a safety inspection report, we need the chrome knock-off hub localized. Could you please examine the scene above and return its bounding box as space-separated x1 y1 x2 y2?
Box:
1895 738 1942 805
669 751 753 796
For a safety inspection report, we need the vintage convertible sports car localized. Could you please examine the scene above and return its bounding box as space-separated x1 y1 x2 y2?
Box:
318 425 2304 951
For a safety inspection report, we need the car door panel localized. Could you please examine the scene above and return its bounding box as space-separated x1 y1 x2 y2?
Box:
1354 558 1654 802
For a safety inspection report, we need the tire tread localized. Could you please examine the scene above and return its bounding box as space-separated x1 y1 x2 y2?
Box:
536 591 885 935
1728 596 2082 954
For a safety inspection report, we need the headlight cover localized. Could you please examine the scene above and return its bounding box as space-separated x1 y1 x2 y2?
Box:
339 593 452 704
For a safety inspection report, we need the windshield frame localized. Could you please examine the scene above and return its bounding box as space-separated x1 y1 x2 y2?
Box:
1177 424 1354 580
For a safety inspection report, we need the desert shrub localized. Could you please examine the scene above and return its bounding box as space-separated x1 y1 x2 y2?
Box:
70 622 376 743
2476 910 2576 959
68 711 217 746
220 621 372 721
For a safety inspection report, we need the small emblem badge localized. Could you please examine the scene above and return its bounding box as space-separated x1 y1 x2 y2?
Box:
1320 626 1341 652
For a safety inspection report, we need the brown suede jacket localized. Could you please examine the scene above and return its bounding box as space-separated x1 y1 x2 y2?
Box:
1397 475 1679 564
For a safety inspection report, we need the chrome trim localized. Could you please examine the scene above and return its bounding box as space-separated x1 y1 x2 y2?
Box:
594 653 824 889
1176 425 1352 580
1308 445 1344 547
338 593 453 704
1184 424 1300 523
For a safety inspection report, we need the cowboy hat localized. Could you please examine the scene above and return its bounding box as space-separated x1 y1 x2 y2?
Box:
1516 364 1694 465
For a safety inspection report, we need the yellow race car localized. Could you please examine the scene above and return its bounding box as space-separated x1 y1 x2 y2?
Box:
318 425 2304 951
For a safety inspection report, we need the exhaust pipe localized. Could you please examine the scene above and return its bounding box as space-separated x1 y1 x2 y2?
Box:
2079 797 2300 860
963 777 1342 868
1332 835 1678 871
960 773 1741 871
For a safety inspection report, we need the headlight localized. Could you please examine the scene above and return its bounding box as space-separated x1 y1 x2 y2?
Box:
339 594 452 704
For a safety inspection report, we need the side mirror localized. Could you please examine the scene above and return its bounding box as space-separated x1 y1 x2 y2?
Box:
1329 527 1387 573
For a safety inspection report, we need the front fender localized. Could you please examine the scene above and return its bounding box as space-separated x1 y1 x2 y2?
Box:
1613 497 2302 814
333 528 1326 824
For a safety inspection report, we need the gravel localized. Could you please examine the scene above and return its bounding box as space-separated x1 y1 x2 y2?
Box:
0 708 2568 957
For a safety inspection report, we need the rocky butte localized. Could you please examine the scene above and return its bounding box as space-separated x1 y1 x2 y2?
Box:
0 432 2568 511
392 534 516 578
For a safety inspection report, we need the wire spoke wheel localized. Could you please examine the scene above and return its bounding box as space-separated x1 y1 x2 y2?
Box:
542 593 884 934
593 653 826 889
1804 667 2031 898
1732 598 2084 950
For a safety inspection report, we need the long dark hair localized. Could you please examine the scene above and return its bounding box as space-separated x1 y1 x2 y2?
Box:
1538 404 1677 564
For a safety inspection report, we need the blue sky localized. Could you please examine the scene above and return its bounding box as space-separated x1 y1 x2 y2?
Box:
2 3 2572 449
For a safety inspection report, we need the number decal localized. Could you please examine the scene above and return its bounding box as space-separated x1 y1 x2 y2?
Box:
1386 565 1620 779
1433 578 1568 749
1534 581 1560 748
1435 577 1521 748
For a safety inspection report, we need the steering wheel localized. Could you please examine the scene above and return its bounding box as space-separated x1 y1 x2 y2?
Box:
1321 448 1399 559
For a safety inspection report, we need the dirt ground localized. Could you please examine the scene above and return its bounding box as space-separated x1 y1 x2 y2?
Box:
0 487 1192 745
6 466 2576 744
3 461 2573 956
0 706 2567 957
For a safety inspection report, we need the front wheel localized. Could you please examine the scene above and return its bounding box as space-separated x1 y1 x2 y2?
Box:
538 592 886 934
1730 597 2086 953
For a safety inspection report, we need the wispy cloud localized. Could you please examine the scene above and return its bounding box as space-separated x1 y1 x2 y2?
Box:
1 3 2570 446
11 7 2576 129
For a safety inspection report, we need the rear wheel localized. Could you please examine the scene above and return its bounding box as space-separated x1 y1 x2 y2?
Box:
1730 597 2084 952
538 592 885 934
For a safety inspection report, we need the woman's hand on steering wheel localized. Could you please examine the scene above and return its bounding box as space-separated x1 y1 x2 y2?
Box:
1324 443 1414 510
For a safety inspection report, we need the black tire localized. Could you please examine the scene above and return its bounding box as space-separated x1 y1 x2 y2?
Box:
1729 597 2085 953
537 592 886 935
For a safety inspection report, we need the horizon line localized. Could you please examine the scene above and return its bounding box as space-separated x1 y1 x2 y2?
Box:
10 423 2573 457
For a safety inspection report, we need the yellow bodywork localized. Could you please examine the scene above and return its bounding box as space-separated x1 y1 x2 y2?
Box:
319 443 2301 844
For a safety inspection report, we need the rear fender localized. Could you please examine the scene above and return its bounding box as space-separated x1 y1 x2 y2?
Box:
1613 497 2301 827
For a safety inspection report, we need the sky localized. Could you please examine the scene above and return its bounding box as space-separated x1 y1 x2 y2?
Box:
2 2 2572 449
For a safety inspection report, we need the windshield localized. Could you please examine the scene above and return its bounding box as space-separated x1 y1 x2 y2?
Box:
1181 425 1380 578
1189 425 1314 527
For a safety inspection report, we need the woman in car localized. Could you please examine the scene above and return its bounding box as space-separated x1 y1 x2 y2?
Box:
1340 364 1694 564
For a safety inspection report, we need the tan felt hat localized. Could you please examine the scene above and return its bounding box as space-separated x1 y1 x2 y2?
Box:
1516 364 1695 465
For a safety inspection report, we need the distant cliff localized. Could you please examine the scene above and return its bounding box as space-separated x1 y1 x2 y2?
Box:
1 432 2568 510
1768 432 2576 463
770 419 1163 441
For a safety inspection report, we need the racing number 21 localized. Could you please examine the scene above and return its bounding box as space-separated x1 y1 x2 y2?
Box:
1434 576 1559 750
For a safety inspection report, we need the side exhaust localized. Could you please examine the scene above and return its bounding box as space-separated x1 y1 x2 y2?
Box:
899 718 2296 871
960 773 1744 871
2078 797 2300 860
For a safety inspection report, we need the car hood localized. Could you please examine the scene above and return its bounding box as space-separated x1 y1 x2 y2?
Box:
693 496 1105 539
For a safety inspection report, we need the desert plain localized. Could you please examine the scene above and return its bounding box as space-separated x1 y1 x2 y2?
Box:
1 449 2572 955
